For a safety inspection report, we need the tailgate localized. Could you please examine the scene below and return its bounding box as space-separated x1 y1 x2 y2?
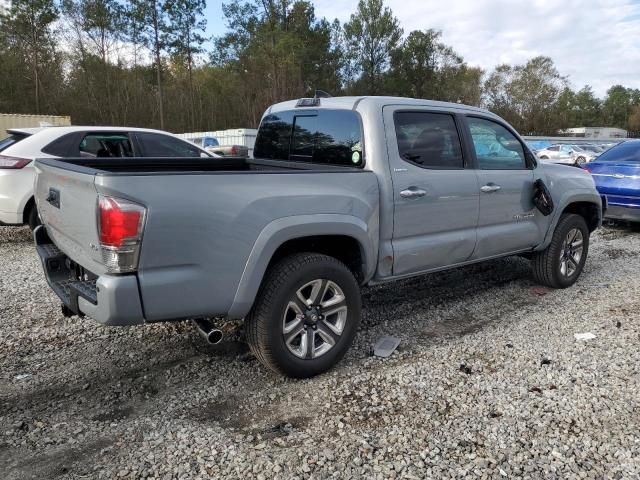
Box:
34 160 105 274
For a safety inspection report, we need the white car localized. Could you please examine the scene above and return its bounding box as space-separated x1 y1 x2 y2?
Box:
0 126 214 228
537 144 598 165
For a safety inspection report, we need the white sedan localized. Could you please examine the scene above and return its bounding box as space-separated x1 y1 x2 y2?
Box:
0 126 215 228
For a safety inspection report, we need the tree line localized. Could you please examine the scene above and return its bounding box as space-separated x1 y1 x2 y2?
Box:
1 0 639 136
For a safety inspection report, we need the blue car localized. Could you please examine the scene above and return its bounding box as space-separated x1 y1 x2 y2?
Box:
583 140 640 222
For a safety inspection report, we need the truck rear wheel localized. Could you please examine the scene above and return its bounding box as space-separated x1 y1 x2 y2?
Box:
531 213 589 288
245 253 361 378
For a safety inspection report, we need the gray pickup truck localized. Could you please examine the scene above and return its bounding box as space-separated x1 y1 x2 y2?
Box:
33 96 602 378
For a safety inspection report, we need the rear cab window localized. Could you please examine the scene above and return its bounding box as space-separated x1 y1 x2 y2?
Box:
254 109 364 167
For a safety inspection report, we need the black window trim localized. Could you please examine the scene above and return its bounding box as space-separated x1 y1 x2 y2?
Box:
463 114 537 170
392 109 469 170
254 108 367 169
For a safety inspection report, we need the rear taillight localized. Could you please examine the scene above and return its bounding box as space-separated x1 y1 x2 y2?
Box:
230 145 238 155
582 165 593 173
0 155 30 169
98 195 146 274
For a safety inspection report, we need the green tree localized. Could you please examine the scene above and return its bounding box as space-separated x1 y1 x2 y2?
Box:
163 0 206 130
602 85 639 129
215 0 343 126
387 29 482 104
343 0 402 94
484 56 568 135
628 105 640 135
1 0 59 113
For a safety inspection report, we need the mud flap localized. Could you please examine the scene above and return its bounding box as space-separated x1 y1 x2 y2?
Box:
533 179 554 216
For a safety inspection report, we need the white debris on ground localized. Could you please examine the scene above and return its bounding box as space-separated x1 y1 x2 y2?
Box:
1 224 639 479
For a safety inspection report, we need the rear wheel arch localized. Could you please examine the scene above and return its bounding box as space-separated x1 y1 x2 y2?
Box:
266 235 367 283
227 217 375 320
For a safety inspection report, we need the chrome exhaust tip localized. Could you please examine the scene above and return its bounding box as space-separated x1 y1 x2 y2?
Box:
192 318 223 345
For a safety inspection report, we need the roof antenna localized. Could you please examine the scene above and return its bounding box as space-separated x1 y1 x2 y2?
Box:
315 90 332 99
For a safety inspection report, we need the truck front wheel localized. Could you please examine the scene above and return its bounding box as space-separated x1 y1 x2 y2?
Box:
531 213 590 288
245 253 361 378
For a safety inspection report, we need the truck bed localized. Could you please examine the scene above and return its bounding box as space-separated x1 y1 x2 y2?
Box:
33 156 379 324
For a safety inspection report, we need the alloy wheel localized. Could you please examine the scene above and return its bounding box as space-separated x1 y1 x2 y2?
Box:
559 228 584 277
282 279 348 359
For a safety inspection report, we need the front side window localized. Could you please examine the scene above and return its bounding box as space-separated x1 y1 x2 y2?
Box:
467 117 526 170
254 109 364 167
394 112 464 169
136 132 205 157
79 133 134 158
547 146 560 152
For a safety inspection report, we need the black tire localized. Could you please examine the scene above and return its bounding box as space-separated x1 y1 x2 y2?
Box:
27 204 41 230
245 253 361 378
531 213 589 288
575 156 586 166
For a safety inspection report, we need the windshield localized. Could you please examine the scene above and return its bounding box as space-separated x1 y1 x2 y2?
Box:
594 141 640 163
0 133 29 153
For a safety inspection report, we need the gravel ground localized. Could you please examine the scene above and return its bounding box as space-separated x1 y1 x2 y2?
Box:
1 224 639 480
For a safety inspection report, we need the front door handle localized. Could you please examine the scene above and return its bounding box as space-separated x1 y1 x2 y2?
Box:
480 184 501 193
400 187 427 199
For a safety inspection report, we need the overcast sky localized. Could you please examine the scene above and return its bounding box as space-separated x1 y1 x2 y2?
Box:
207 0 640 97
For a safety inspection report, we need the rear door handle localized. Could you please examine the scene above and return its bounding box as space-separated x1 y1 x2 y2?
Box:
400 187 427 199
480 184 501 193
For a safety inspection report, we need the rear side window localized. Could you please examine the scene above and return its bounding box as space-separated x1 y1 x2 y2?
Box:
254 109 364 167
79 133 134 158
136 132 204 157
0 133 29 153
42 132 80 156
394 112 464 169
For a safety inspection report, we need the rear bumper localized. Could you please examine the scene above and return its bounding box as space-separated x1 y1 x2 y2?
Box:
34 226 145 325
605 205 640 222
